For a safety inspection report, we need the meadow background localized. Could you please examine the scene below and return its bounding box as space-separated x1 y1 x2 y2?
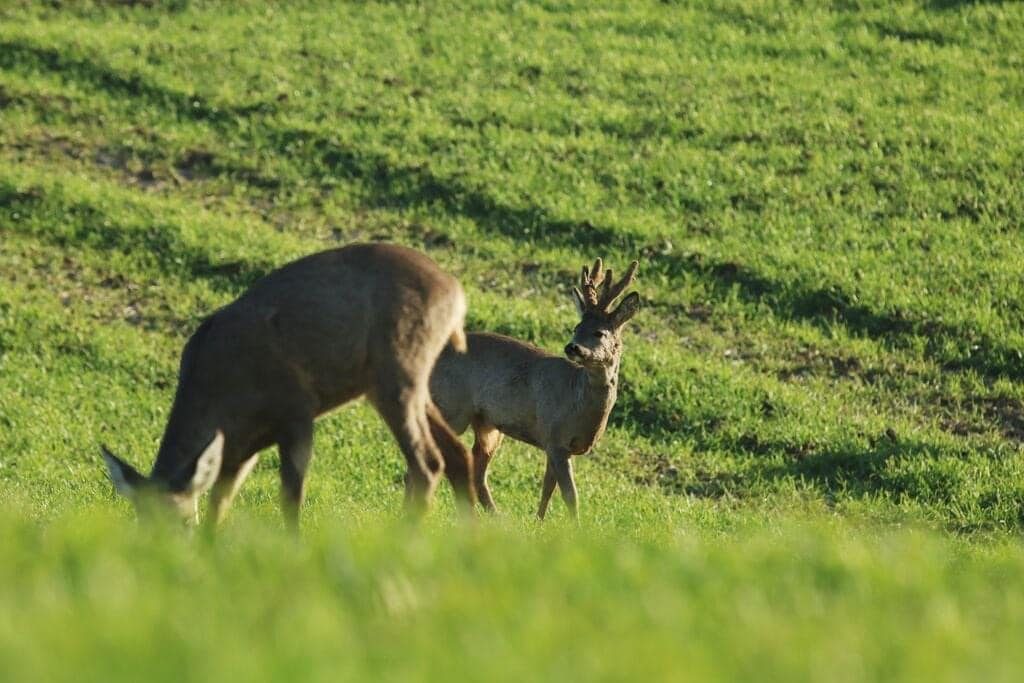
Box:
2 0 1024 680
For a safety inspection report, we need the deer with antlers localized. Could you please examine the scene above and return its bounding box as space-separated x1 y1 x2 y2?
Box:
430 258 640 520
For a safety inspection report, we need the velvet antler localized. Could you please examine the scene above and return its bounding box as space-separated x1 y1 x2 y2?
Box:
574 258 639 314
597 260 639 312
578 257 605 308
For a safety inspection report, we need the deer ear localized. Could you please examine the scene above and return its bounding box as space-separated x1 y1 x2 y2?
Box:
572 287 586 316
184 431 224 495
101 446 147 498
611 292 640 328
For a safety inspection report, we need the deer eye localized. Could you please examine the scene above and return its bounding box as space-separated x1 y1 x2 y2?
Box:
596 329 610 339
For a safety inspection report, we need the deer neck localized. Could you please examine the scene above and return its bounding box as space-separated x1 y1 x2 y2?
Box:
149 392 214 483
150 432 192 483
574 360 618 419
561 361 618 454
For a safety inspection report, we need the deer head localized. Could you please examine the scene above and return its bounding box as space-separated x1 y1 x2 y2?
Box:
100 432 224 525
565 258 640 371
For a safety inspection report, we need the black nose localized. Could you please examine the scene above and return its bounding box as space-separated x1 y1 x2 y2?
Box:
565 343 581 356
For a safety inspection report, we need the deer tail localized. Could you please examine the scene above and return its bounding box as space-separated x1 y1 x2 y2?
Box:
450 327 467 353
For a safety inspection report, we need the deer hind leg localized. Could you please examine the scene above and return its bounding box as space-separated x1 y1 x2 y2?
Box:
471 424 503 513
278 419 315 533
370 384 444 517
426 401 476 515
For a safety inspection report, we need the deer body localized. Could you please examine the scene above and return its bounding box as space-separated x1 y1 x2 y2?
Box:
102 243 476 529
433 334 616 452
430 259 639 519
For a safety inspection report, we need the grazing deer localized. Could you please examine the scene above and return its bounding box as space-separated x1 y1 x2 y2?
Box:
101 243 476 530
430 258 640 520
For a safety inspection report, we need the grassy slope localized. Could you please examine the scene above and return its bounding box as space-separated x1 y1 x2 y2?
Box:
1 0 1024 679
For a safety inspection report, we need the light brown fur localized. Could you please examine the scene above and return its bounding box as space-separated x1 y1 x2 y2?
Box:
101 243 476 530
430 258 640 519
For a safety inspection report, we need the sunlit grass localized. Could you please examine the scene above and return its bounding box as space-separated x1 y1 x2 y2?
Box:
2 0 1024 679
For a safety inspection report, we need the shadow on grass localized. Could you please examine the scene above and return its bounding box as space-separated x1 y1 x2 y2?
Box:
0 39 276 126
926 0 1006 9
653 253 1024 382
0 182 269 294
650 429 1024 530
5 37 1021 384
260 125 1024 384
757 436 910 499
7 39 1024 522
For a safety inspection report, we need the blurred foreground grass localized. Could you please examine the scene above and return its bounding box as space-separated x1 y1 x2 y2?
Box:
2 509 1024 682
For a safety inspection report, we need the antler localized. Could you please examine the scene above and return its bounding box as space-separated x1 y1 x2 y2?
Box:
596 260 639 311
576 258 639 313
579 257 605 307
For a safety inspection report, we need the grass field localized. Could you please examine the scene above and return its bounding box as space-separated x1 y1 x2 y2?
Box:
2 0 1024 680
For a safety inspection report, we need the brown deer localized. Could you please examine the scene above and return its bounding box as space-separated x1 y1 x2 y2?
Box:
100 243 476 531
430 258 640 520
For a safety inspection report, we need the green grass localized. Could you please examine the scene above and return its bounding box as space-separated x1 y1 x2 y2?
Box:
2 0 1024 679
5 511 1024 683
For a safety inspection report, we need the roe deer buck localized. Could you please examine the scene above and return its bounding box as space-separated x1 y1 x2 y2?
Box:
101 243 476 531
430 258 640 520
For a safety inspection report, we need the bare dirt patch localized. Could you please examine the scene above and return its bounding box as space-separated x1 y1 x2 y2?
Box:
938 395 1024 444
776 347 863 381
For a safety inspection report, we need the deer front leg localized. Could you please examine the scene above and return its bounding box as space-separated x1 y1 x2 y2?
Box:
278 420 314 533
203 455 259 537
539 450 577 521
471 426 503 513
537 459 557 520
